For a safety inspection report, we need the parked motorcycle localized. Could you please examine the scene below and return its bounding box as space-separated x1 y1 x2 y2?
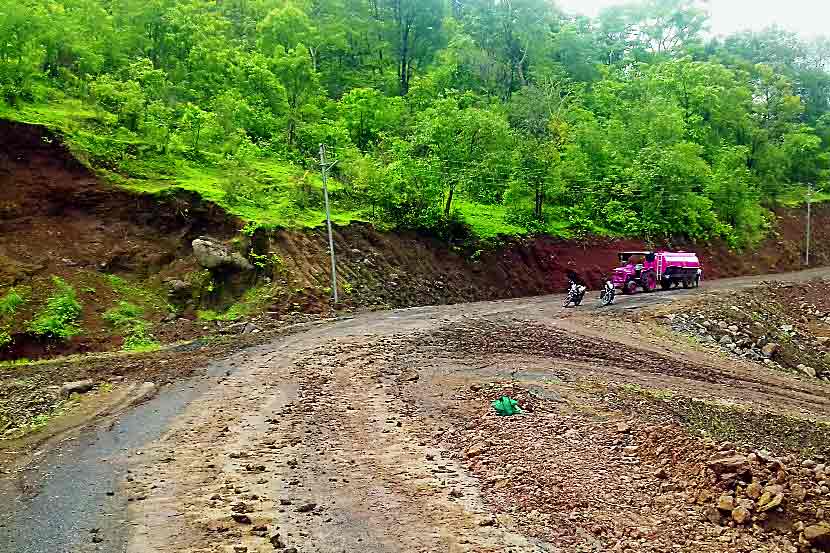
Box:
599 279 616 306
562 282 587 307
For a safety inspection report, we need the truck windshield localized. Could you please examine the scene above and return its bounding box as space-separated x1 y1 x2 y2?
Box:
620 255 644 265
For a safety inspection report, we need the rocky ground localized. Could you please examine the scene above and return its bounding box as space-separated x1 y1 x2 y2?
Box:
4 275 830 553
664 279 830 382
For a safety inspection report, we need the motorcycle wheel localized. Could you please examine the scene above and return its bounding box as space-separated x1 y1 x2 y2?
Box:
600 293 612 306
574 297 583 306
562 296 572 307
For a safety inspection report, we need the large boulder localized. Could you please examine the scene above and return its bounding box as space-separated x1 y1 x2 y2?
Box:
192 237 253 272
798 364 817 378
707 453 748 475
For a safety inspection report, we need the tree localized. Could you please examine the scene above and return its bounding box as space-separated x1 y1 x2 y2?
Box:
180 103 217 151
412 97 510 215
383 0 445 95
90 75 146 131
506 136 561 222
507 81 575 220
339 87 404 151
271 44 322 146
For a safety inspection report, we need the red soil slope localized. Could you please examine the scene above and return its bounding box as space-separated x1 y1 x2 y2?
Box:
0 119 827 359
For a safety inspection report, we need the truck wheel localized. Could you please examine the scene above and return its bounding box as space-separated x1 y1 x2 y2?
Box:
643 272 657 292
660 278 671 290
623 280 637 295
682 277 692 289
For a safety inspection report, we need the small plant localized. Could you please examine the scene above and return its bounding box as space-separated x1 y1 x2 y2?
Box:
249 249 269 269
103 301 144 327
241 221 263 236
196 309 223 321
0 289 25 316
0 288 25 349
103 301 159 351
342 281 353 295
27 277 83 340
0 327 11 348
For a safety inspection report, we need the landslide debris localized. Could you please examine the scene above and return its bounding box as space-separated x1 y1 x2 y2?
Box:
434 382 830 553
664 279 830 381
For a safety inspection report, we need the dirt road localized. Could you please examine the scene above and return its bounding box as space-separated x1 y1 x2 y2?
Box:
3 269 830 553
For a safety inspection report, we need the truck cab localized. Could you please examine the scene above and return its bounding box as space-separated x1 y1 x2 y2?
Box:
612 252 657 293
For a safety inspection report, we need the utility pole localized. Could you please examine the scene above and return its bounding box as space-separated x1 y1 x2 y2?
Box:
319 144 338 305
806 182 813 266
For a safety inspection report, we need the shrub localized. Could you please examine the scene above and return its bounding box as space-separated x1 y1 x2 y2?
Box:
26 277 83 340
103 301 159 351
0 289 25 316
0 327 11 348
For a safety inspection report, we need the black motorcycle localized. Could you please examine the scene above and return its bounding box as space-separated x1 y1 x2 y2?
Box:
562 282 587 307
599 279 616 306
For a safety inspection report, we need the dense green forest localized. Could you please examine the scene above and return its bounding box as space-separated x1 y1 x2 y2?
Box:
2 0 830 244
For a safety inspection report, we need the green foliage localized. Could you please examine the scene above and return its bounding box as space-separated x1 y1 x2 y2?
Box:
102 301 144 328
26 277 83 340
105 274 171 313
103 301 159 352
0 289 25 317
0 327 11 348
198 284 279 322
2 0 830 245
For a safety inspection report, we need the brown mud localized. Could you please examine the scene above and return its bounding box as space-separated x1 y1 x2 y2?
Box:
113 281 830 553
1 119 829 363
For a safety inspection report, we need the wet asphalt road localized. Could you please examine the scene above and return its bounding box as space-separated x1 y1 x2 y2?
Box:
0 266 828 553
0 356 237 553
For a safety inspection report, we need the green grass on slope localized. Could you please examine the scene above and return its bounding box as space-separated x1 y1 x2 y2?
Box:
455 200 573 239
455 201 528 238
2 99 557 238
1 99 367 230
779 186 830 208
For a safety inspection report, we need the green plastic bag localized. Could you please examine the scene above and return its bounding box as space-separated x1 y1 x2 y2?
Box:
491 396 522 416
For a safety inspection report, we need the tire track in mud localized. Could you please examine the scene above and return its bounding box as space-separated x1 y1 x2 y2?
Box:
124 333 553 553
8 270 830 553
399 318 830 420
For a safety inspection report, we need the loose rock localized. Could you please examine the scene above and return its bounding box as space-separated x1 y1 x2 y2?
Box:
60 379 94 397
804 523 830 547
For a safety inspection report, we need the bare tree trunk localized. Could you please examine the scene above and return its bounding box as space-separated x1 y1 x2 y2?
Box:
399 23 410 94
445 183 455 216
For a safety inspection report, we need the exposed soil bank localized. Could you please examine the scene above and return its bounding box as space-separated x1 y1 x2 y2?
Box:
0 119 827 360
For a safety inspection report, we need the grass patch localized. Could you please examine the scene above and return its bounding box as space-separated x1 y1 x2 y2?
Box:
615 385 830 455
1 393 82 440
198 283 281 322
455 201 528 239
0 288 26 317
105 274 171 312
103 301 160 352
0 288 27 349
0 98 369 231
779 185 830 208
455 200 574 239
26 277 82 340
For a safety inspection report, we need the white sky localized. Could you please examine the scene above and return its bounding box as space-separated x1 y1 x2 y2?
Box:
555 0 830 38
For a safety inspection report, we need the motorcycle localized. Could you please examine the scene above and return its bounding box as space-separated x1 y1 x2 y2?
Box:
599 279 616 306
562 282 587 307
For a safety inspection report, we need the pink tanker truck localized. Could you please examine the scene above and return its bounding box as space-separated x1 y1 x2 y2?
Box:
611 251 702 294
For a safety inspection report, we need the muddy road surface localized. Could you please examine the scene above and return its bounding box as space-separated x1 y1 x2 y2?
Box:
3 268 830 553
